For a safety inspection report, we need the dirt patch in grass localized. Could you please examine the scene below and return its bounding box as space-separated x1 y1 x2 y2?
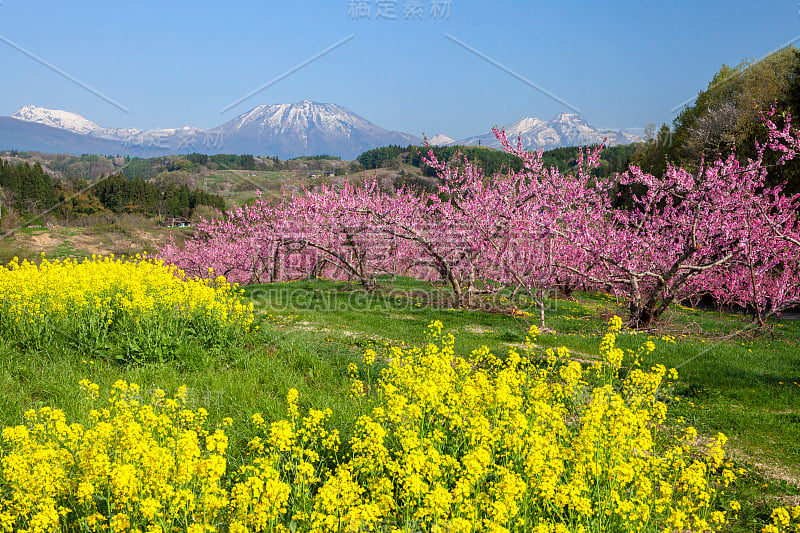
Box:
464 325 493 334
733 456 800 499
729 447 800 488
693 432 800 489
21 231 62 251
69 234 110 256
5 226 181 259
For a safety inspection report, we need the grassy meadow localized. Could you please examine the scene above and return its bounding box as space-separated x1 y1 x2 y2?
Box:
0 259 797 531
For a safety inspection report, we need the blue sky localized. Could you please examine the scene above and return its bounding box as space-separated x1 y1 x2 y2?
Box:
1 0 798 140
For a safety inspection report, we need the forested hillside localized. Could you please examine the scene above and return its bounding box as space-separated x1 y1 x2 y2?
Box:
356 142 638 180
0 160 58 212
632 46 800 197
0 159 225 227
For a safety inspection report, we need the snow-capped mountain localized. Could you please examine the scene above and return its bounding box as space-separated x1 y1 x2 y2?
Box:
428 134 455 146
11 105 137 139
212 100 421 159
11 105 104 135
456 113 642 150
0 116 167 157
9 105 204 147
2 105 641 159
4 101 421 159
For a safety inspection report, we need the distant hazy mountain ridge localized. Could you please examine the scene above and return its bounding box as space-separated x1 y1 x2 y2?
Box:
11 105 114 136
3 102 421 159
7 106 206 156
2 103 640 158
455 112 641 150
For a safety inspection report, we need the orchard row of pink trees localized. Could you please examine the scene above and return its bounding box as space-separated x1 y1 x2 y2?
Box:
159 112 800 328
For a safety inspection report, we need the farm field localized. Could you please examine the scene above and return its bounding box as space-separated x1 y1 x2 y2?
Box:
199 169 312 205
0 224 194 265
0 260 798 532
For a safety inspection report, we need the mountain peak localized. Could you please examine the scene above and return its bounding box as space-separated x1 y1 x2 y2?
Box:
221 101 372 133
6 102 421 158
4 103 639 159
457 113 641 150
551 112 589 125
428 134 455 146
217 102 420 158
11 105 104 135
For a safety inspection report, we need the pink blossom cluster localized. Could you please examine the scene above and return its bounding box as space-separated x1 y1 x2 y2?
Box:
159 113 800 327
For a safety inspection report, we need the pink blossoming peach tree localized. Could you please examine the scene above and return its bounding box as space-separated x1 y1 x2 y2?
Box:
159 112 800 328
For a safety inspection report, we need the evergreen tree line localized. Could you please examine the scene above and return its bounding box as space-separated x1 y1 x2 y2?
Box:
540 144 639 179
356 144 526 175
93 174 225 218
356 143 636 180
0 160 224 220
0 160 58 211
122 154 271 181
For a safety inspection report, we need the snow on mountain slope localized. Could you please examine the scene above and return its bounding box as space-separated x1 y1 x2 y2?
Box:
213 100 421 158
11 105 108 136
457 112 642 150
428 134 455 146
10 106 202 144
8 101 421 159
5 104 640 159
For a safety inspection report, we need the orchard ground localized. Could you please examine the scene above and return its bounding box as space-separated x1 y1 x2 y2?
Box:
0 270 798 531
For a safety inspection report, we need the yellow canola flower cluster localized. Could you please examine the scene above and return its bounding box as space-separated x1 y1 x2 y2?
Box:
0 319 769 532
0 255 254 361
1 380 229 533
318 320 739 533
764 505 800 533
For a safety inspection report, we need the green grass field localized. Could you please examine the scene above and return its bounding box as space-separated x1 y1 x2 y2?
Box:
243 279 800 469
240 278 800 528
0 273 797 530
